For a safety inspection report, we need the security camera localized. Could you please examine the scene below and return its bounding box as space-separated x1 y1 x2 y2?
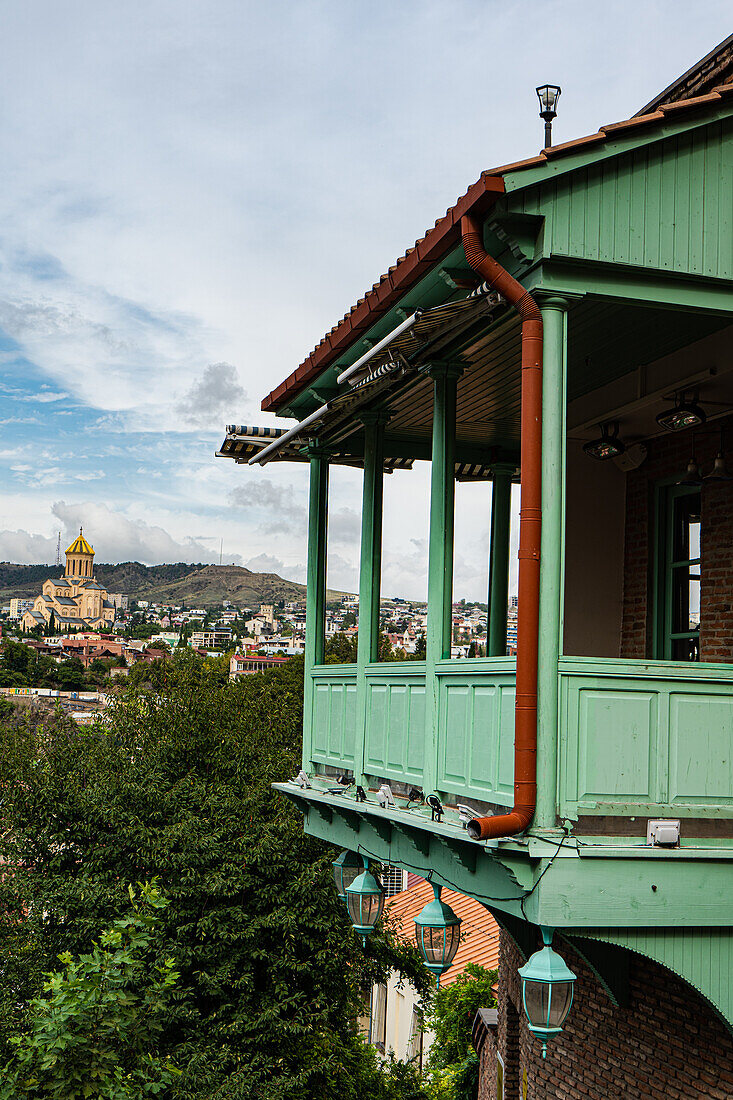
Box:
377 783 395 808
426 794 444 822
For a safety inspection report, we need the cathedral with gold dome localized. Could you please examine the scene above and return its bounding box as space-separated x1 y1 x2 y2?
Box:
21 530 116 633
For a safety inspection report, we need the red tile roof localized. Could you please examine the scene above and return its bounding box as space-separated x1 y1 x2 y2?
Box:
384 879 500 987
262 82 733 414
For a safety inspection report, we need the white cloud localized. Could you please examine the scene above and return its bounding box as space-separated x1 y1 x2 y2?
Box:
0 2 728 596
176 362 247 429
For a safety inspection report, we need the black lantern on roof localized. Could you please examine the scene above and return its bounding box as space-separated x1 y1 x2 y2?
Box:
536 84 561 146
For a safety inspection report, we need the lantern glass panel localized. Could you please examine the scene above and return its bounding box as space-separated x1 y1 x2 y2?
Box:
547 981 574 1028
334 863 361 897
346 889 384 929
523 979 550 1028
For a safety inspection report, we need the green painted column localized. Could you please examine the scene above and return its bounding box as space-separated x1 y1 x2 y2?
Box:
424 361 463 797
354 414 386 786
302 451 329 773
535 298 568 830
487 463 514 656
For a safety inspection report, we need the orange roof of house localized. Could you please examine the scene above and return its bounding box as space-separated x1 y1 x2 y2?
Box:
385 880 500 987
262 81 733 414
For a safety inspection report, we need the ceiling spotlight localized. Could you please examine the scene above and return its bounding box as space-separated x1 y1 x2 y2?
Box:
583 422 625 461
426 795 444 823
377 783 395 808
657 391 706 432
407 787 423 805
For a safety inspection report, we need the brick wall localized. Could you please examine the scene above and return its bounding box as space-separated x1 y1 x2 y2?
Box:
620 417 733 660
479 928 733 1099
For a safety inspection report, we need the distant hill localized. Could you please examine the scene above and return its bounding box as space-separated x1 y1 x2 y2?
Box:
0 561 347 609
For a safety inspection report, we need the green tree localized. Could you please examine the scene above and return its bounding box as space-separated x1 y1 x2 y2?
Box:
0 650 430 1099
55 657 85 690
0 882 180 1100
424 963 497 1100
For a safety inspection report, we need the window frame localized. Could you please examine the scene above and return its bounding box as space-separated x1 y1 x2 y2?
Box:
653 481 702 661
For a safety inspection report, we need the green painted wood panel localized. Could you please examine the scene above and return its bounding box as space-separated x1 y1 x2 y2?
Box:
560 658 733 817
310 669 357 770
574 926 733 1033
668 693 733 805
511 118 733 280
364 666 426 782
436 668 515 806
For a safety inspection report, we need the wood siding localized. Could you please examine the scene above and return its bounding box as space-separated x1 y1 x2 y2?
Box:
512 118 733 279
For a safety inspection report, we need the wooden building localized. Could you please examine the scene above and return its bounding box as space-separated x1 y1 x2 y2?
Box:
221 38 733 1097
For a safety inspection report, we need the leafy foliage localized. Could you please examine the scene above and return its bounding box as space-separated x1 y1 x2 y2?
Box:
0 882 180 1100
0 649 430 1099
424 964 497 1100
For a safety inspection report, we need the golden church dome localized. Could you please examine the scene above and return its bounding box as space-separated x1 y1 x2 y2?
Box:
65 528 94 557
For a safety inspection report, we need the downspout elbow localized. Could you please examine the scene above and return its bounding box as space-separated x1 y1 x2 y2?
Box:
466 805 534 841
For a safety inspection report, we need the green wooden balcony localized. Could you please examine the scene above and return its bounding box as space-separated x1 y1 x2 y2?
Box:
308 656 733 823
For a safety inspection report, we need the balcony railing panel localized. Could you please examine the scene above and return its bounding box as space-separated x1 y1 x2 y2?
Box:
364 662 426 783
311 665 357 770
436 659 516 807
559 658 733 818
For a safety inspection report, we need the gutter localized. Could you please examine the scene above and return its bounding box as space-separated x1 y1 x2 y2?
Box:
460 213 542 841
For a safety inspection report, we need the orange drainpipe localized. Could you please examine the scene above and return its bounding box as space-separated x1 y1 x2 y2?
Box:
461 214 542 840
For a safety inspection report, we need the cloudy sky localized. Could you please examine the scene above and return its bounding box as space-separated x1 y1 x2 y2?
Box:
0 1 729 598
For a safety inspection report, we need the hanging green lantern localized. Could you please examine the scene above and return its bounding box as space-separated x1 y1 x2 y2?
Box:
414 883 462 987
345 857 384 944
332 849 363 901
518 927 577 1058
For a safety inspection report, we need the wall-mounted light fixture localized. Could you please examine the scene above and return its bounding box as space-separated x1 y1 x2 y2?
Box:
704 427 732 482
518 927 577 1058
657 391 707 432
582 422 625 461
414 883 462 987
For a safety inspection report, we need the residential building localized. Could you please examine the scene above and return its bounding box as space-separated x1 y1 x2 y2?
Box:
189 628 233 650
229 653 291 678
9 598 31 620
21 531 117 633
220 37 733 1099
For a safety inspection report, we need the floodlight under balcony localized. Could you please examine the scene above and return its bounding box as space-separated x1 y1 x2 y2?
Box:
657 392 706 432
582 422 625 461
